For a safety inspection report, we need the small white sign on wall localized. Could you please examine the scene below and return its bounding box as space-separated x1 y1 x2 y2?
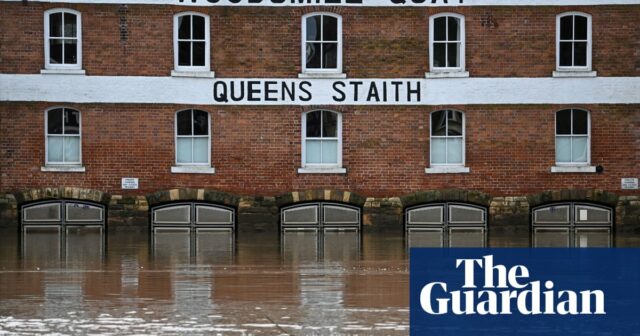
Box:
121 178 139 190
621 178 639 190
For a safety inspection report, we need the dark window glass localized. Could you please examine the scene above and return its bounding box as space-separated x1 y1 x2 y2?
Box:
447 17 459 40
306 43 321 69
178 15 191 39
574 15 588 40
64 109 80 134
63 13 77 37
323 16 338 41
178 42 191 66
431 110 447 136
64 40 77 64
192 15 205 40
556 110 572 135
559 42 573 66
448 111 463 136
323 43 338 68
572 110 588 135
177 111 192 135
192 42 205 66
306 111 321 137
574 42 587 66
193 110 208 135
434 17 447 41
560 16 573 40
50 39 63 64
322 111 337 137
433 43 446 68
50 13 62 37
48 109 64 134
306 16 321 41
447 43 459 67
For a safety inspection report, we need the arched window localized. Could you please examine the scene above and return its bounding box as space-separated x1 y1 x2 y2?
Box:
429 13 465 73
300 110 344 172
532 202 611 247
174 12 210 72
174 109 213 173
556 12 592 71
555 109 590 165
281 202 360 230
45 107 81 165
405 203 486 248
301 13 342 75
430 110 465 166
44 8 82 70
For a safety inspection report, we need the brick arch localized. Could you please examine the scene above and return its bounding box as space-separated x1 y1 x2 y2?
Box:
526 189 619 208
145 188 240 207
275 189 367 208
13 187 110 205
400 189 492 208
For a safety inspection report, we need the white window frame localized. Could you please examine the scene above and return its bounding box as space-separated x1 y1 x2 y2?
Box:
44 8 82 71
173 109 213 173
173 12 211 73
300 12 343 77
428 13 466 74
44 107 82 166
429 110 466 168
556 12 592 72
554 108 591 166
300 110 344 173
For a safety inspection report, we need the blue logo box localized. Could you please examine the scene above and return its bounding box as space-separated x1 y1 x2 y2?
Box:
410 248 640 335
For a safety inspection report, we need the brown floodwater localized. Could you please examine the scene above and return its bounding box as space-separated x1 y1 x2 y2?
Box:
0 226 639 335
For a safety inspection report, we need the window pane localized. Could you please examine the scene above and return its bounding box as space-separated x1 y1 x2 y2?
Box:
306 140 321 163
192 15 205 40
556 137 571 162
556 110 572 135
193 137 208 163
559 42 573 66
306 111 321 137
48 137 64 162
447 138 463 164
572 136 588 163
176 138 192 163
64 109 80 134
323 15 338 41
431 110 447 136
177 111 192 135
433 43 446 68
178 41 191 66
433 17 447 41
64 136 80 162
193 110 208 135
431 138 446 164
447 111 463 136
63 13 77 37
50 13 63 37
321 140 338 164
48 109 63 134
178 15 191 39
447 43 459 67
306 43 321 69
50 39 63 64
574 42 587 66
192 41 205 66
322 43 338 69
447 17 459 40
572 110 588 135
63 39 77 64
306 16 321 41
322 111 337 137
560 16 573 40
574 15 588 40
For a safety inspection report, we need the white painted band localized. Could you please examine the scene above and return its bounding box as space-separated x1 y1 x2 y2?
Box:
1 0 640 7
1 74 639 105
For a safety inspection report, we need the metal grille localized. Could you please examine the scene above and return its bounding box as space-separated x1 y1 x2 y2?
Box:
23 203 61 223
407 206 443 225
533 205 570 224
449 205 485 224
282 205 319 226
196 205 233 225
575 205 611 224
154 205 191 225
65 202 103 223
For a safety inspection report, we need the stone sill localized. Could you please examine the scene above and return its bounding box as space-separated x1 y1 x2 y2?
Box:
40 69 86 75
171 70 216 78
552 70 597 78
298 72 347 79
550 165 596 173
298 167 347 174
41 165 86 172
425 166 470 174
425 71 470 79
171 166 216 174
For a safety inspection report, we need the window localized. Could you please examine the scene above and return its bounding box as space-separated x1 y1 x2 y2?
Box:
532 202 611 248
301 13 342 75
22 200 105 227
555 109 590 165
44 9 82 70
300 110 344 173
281 202 360 230
174 12 210 73
556 12 592 71
151 202 235 230
174 109 211 170
430 110 465 166
45 108 81 165
405 203 486 248
429 13 465 73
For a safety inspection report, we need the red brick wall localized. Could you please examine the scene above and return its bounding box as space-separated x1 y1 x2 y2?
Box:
1 103 638 197
1 3 639 77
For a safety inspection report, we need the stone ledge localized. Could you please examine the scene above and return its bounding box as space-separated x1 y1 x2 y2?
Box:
400 189 492 208
146 188 240 207
275 189 367 207
526 189 619 207
12 187 110 205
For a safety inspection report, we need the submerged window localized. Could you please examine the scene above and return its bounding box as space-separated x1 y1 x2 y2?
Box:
430 110 464 166
302 110 342 168
152 202 235 230
46 107 81 165
302 13 342 73
22 200 104 226
429 13 465 71
174 12 210 71
281 202 360 230
406 203 486 248
557 12 591 70
532 202 611 247
175 109 211 166
44 9 82 69
555 109 590 165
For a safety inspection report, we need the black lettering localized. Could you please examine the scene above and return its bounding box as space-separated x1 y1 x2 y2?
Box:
299 81 312 102
349 81 363 102
366 82 380 102
391 81 402 102
248 81 261 101
431 0 448 3
382 81 388 102
390 0 406 4
282 81 295 101
271 0 285 3
248 0 262 3
325 0 341 3
230 81 245 101
345 0 363 3
332 81 346 102
206 0 220 3
264 81 278 101
407 81 421 102
213 81 228 102
228 0 242 3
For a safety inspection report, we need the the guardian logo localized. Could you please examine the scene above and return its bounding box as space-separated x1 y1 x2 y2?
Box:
420 255 606 316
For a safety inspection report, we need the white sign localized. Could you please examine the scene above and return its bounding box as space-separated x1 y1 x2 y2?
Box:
121 178 139 190
621 178 639 190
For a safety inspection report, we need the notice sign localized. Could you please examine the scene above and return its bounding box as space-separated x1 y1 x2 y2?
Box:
410 249 640 335
121 178 139 190
621 178 639 190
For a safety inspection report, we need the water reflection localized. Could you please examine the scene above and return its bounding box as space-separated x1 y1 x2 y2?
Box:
152 229 234 265
406 227 486 249
282 230 360 263
22 226 104 268
533 227 611 248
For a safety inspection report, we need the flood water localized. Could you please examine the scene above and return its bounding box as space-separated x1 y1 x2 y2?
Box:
1 226 639 335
